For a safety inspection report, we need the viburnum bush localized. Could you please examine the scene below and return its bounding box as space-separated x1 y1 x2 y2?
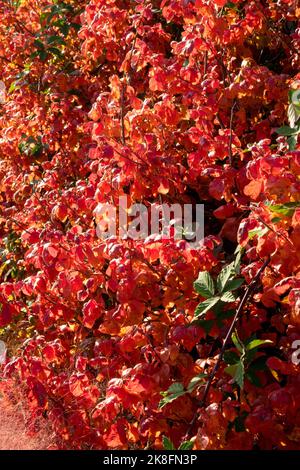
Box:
0 0 300 450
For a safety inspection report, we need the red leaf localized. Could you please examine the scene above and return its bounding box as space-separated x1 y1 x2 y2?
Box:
82 299 104 328
0 303 13 327
243 180 264 200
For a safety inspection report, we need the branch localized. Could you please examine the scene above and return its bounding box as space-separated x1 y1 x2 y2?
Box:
183 256 270 442
256 215 295 248
0 55 23 70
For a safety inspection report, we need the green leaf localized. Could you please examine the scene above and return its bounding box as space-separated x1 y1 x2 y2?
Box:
33 39 44 50
187 373 207 392
194 271 215 298
224 363 238 377
48 47 63 57
59 22 71 36
70 22 81 33
8 82 18 93
38 49 48 61
47 35 65 45
290 89 300 105
217 304 235 328
234 247 244 274
221 291 236 303
246 339 273 351
179 440 194 450
162 436 175 450
248 226 269 239
217 262 235 293
288 89 294 102
232 331 244 353
196 319 214 334
159 382 186 408
217 309 235 321
276 125 299 136
267 202 299 217
271 217 282 224
246 369 262 387
168 382 184 394
40 12 48 23
288 135 297 151
223 278 244 292
224 350 240 364
224 1 238 9
194 296 220 318
234 361 245 389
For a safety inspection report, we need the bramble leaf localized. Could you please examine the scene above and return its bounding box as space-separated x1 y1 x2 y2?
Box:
194 271 215 298
194 297 220 318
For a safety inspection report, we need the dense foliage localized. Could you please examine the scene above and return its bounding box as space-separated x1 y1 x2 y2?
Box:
0 0 300 450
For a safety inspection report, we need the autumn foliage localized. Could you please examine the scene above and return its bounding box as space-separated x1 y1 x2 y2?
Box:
0 0 300 450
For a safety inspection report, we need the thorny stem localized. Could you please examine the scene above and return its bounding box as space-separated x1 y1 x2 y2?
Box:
182 256 271 443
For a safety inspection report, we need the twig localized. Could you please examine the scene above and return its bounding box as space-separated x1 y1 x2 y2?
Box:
106 137 148 166
182 256 270 441
256 215 295 248
14 17 35 37
10 218 31 235
216 112 225 129
0 55 23 70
